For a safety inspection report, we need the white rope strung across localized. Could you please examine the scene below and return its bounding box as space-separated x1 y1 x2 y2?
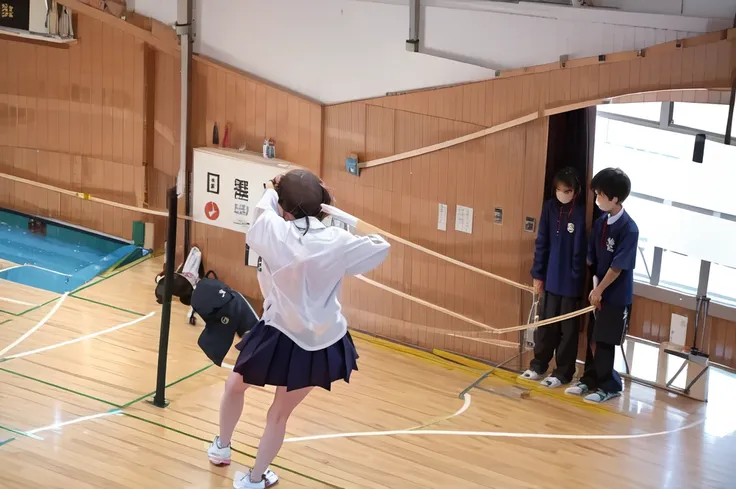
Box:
319 204 597 348
0 293 68 358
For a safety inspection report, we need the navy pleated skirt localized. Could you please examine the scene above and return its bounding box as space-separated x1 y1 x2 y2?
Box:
233 320 359 391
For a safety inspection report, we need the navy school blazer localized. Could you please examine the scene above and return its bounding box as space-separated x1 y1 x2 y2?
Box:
530 198 587 299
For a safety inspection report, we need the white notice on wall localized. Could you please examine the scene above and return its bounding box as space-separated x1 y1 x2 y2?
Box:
437 203 448 231
669 313 688 346
455 205 473 234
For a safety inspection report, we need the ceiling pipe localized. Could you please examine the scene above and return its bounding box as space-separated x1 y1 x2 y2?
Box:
406 0 420 52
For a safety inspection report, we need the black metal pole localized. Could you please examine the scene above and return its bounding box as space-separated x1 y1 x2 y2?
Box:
152 186 177 408
725 76 735 146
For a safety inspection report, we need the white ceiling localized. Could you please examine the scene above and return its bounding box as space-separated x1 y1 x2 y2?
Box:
127 0 734 103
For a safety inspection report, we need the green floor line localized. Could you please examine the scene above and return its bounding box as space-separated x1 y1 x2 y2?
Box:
73 254 153 295
0 296 61 318
0 437 15 447
0 366 121 408
120 412 342 489
0 424 42 441
102 253 154 278
120 364 214 409
68 295 146 317
0 254 152 317
0 318 11 326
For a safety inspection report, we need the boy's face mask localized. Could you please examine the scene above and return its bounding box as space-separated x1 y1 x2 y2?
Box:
556 186 574 205
595 191 617 212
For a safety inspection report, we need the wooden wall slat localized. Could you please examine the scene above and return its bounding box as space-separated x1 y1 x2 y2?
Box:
0 18 144 239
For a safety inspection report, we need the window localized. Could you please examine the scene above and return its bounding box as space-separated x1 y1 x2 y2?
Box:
672 102 736 138
659 250 700 296
594 101 736 308
708 262 736 308
598 101 662 122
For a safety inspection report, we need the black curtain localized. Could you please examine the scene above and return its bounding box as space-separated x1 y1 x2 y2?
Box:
545 107 598 339
544 107 597 217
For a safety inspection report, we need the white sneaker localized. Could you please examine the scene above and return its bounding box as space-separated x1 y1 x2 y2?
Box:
540 376 562 388
564 381 590 396
233 469 279 489
519 369 542 381
208 436 231 466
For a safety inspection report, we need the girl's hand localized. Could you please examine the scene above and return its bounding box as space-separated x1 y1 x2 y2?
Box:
533 279 544 296
266 175 282 190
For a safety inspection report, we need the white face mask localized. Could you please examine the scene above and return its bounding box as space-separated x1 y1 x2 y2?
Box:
596 194 616 212
556 190 573 205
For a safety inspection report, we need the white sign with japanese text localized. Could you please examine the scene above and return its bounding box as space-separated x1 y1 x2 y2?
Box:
192 147 298 267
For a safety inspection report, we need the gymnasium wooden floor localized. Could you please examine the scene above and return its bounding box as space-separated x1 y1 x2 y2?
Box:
0 256 734 489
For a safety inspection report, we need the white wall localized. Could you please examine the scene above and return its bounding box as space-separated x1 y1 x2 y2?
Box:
129 0 733 104
602 0 736 19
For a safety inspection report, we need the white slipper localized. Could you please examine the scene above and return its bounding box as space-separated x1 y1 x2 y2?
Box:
519 369 542 381
540 376 562 388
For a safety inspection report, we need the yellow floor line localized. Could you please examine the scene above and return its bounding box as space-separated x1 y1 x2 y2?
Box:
351 331 480 374
433 349 626 417
349 335 623 417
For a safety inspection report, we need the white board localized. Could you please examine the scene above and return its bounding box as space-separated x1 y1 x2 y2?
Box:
192 147 298 267
669 313 688 347
455 205 473 234
437 203 447 231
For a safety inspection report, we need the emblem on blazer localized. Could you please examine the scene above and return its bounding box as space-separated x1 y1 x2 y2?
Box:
606 237 615 253
567 223 575 233
221 316 230 325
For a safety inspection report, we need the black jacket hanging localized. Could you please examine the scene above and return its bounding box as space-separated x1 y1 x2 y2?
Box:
193 277 259 366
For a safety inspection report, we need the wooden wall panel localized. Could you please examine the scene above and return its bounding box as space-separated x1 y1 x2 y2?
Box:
323 36 735 365
630 296 736 370
147 55 324 296
0 16 146 240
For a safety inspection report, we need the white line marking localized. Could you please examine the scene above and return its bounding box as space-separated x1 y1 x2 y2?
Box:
0 265 22 273
0 296 37 307
285 419 705 444
2 312 155 361
0 293 68 358
27 410 122 435
23 264 72 277
407 394 472 431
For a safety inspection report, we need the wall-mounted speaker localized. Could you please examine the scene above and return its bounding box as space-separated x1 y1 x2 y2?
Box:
693 133 706 163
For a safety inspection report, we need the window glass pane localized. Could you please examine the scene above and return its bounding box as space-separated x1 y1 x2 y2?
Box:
630 342 659 382
598 101 661 121
708 263 736 308
666 356 688 390
659 250 700 296
672 102 736 137
595 118 736 214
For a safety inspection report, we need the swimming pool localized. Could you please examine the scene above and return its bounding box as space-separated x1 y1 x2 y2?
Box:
0 209 147 294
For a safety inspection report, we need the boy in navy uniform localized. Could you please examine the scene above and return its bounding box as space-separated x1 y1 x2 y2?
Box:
565 167 639 403
520 167 587 388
